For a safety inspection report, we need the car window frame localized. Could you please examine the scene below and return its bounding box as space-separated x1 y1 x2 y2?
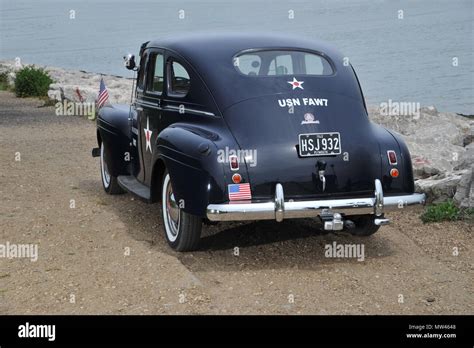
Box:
136 51 148 94
233 48 337 78
166 57 191 98
144 49 165 97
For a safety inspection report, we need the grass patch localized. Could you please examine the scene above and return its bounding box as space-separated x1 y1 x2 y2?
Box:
14 65 53 97
421 200 474 223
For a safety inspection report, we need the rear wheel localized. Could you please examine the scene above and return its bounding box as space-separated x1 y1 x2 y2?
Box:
100 143 124 194
161 170 202 251
349 215 380 236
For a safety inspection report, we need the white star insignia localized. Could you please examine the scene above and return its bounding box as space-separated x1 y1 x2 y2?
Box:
288 77 304 89
144 117 153 153
288 77 304 90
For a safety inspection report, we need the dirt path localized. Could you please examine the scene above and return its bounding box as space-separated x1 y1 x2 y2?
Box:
0 91 472 314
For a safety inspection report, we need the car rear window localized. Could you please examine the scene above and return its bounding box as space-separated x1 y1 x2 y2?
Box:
234 50 334 76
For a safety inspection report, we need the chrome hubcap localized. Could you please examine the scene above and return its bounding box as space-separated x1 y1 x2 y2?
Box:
165 176 180 238
101 145 110 187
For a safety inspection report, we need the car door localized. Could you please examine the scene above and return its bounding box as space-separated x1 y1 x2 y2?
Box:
132 50 148 182
159 55 193 132
136 48 164 185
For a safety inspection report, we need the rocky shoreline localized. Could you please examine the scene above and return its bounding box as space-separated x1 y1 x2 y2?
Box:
1 60 472 207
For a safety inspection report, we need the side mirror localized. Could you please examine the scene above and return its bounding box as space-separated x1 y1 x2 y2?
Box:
123 54 136 70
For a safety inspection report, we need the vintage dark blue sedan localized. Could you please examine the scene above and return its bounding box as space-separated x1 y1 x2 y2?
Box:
93 33 426 251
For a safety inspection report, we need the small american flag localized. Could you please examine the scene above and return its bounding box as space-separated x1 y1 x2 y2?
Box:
228 183 252 201
97 78 109 108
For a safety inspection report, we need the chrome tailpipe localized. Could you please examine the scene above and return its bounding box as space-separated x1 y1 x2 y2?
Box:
374 218 390 226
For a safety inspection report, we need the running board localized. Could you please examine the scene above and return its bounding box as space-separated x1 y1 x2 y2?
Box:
117 175 151 202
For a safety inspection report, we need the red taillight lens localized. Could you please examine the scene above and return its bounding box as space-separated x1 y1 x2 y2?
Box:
387 150 397 165
232 173 242 184
229 155 239 171
390 168 399 178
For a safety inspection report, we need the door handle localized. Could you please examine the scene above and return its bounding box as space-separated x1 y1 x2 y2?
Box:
136 106 143 111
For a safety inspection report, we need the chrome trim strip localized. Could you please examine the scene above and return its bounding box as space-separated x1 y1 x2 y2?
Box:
206 179 426 222
136 100 162 110
164 105 215 117
135 100 216 117
136 100 216 117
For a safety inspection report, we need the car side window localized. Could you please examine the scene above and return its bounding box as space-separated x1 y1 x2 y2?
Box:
168 60 190 97
235 54 261 76
147 52 164 94
268 54 293 75
305 53 333 75
235 50 334 76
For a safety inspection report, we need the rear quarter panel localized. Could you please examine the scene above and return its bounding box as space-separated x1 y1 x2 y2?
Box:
153 118 238 216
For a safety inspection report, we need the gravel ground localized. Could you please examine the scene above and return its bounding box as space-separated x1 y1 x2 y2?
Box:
0 91 472 314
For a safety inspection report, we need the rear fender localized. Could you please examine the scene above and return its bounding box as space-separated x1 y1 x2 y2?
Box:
151 125 227 217
371 123 414 194
386 129 415 194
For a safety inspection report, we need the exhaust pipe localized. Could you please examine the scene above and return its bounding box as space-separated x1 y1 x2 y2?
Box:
374 218 390 226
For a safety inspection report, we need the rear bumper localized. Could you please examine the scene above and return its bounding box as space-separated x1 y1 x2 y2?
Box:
207 179 426 222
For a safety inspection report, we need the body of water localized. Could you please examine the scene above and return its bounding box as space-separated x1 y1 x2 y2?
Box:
1 0 472 113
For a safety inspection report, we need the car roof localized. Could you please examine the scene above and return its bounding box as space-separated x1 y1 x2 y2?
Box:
147 32 343 61
145 32 362 111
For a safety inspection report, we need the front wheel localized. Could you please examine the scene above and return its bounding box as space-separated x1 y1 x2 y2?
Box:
349 215 380 236
161 171 202 251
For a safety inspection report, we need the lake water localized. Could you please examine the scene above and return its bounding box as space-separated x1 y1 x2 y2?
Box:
1 0 472 113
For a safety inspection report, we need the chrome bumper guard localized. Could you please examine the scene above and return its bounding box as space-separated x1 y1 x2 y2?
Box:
207 179 426 222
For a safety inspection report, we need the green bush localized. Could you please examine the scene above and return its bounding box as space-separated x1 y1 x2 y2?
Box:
14 66 53 97
421 200 461 223
0 72 9 90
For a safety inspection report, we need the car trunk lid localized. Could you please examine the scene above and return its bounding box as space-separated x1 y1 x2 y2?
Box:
223 91 382 199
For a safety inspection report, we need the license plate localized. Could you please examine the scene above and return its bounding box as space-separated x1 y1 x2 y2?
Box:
298 132 341 157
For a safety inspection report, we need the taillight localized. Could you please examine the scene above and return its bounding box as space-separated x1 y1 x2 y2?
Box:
387 150 397 165
232 173 242 184
390 168 399 178
229 155 239 171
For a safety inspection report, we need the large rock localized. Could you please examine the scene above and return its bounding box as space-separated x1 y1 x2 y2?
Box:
415 173 463 204
0 60 133 104
368 105 473 205
45 66 133 104
0 60 22 86
453 166 474 208
368 105 473 174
